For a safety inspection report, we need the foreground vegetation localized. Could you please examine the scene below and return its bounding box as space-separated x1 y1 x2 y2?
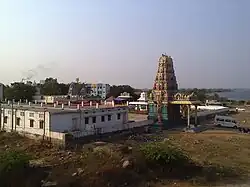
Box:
0 130 250 186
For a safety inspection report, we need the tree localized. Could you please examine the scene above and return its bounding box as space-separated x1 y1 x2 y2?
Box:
58 83 69 95
4 83 36 101
40 78 60 95
106 85 139 100
147 89 152 99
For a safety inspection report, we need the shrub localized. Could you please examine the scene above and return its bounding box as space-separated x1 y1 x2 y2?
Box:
140 142 190 168
0 150 30 177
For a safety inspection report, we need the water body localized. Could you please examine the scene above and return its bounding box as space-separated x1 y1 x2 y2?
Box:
217 89 250 101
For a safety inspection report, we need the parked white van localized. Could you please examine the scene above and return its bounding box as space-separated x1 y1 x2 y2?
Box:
214 115 239 128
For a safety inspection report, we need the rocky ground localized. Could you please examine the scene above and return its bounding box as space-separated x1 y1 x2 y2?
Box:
1 127 250 187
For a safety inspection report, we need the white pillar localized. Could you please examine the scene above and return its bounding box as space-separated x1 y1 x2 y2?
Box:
56 101 59 105
7 100 10 105
28 102 31 106
96 103 99 109
61 103 64 109
68 101 71 107
17 102 20 106
41 103 43 107
90 101 92 106
26 99 28 104
81 101 84 107
187 105 190 128
112 100 115 107
77 104 80 110
35 100 37 104
126 101 129 106
104 100 107 105
54 103 56 108
195 105 198 126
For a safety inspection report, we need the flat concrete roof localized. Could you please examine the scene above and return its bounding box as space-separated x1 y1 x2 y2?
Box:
1 103 128 114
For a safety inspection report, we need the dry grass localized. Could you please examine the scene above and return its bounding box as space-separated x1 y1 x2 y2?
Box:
1 129 250 187
169 131 250 169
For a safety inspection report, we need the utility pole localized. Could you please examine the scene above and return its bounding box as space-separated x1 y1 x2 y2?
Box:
0 100 2 130
11 100 14 131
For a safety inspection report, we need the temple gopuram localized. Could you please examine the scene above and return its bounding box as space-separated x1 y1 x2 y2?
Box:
148 54 200 128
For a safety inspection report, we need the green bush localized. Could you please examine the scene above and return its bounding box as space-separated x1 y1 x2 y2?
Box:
140 142 190 167
0 150 30 176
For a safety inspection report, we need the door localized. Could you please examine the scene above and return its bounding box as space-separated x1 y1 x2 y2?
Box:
72 118 78 131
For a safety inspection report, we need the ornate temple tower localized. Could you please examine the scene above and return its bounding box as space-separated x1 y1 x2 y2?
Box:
148 54 180 127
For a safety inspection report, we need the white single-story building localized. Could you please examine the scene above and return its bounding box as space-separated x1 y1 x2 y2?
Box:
0 103 130 142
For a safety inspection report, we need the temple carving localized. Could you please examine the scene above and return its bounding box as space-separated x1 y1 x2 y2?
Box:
148 54 181 126
148 54 201 128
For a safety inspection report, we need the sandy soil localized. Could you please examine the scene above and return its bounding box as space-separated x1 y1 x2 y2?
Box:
128 113 148 121
230 106 250 127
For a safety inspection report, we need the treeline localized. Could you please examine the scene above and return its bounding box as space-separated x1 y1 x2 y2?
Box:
4 78 70 101
147 88 227 103
3 78 140 101
2 78 233 103
178 88 232 93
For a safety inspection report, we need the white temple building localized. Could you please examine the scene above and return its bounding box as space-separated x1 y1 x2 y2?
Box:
128 92 148 111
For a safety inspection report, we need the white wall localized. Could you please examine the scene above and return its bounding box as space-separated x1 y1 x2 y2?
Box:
50 107 129 135
1 106 130 140
0 108 50 136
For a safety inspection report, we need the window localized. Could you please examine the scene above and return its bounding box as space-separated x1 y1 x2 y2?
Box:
225 119 231 122
20 112 25 116
29 113 34 117
101 116 105 122
30 119 34 127
16 118 20 126
92 117 96 123
4 116 7 124
85 117 89 124
108 115 111 121
232 120 237 124
117 113 121 120
95 128 102 135
39 114 44 118
216 118 224 122
39 121 44 129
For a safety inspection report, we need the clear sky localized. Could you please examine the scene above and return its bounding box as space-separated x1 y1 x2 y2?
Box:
0 0 250 89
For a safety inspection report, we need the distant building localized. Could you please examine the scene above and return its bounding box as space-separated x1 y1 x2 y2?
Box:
205 100 223 106
85 83 110 99
129 92 148 111
39 80 45 84
117 92 132 100
0 83 4 101
68 82 86 96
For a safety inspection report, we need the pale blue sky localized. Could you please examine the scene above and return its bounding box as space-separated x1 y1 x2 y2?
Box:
0 0 250 88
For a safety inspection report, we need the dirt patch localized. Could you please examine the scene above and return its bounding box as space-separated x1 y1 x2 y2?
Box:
1 130 250 187
231 108 250 127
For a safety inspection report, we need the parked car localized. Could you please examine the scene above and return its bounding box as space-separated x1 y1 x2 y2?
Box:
214 115 239 128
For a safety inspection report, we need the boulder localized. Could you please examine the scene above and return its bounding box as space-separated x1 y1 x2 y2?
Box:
41 181 57 187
